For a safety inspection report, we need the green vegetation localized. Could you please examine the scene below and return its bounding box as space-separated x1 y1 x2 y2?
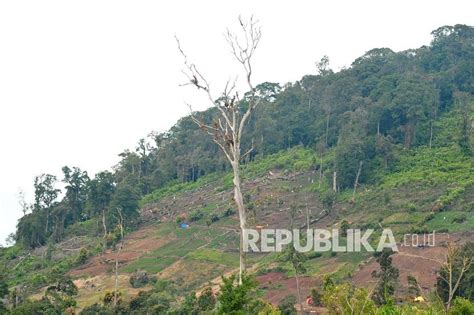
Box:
0 24 473 313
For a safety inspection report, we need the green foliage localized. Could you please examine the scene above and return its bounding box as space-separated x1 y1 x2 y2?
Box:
217 273 258 314
437 243 474 303
311 288 323 307
322 283 377 315
278 295 297 315
75 247 89 266
372 249 399 305
189 209 204 222
129 269 156 288
197 287 217 312
450 297 474 315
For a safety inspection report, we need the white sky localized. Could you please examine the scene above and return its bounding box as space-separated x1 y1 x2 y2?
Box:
0 0 472 245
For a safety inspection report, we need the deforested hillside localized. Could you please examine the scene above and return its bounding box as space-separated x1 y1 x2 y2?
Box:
1 24 473 314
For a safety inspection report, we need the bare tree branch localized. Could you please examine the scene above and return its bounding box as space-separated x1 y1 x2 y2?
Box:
176 16 262 284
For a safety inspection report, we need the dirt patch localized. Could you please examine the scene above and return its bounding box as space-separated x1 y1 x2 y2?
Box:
256 271 319 305
69 225 171 277
352 232 474 296
73 274 150 309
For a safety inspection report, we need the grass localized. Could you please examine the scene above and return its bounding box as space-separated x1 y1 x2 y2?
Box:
121 256 177 273
140 146 329 206
425 211 474 233
187 248 239 267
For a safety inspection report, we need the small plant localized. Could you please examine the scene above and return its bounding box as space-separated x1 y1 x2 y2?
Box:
189 209 204 222
407 203 417 212
129 269 156 288
340 220 350 237
278 295 297 315
209 213 220 223
310 288 323 306
76 248 88 266
175 216 184 225
223 207 236 217
452 214 467 224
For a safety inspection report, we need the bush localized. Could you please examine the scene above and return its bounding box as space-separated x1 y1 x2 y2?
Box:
209 213 220 223
450 297 474 315
223 208 236 217
311 288 323 306
197 287 216 311
278 295 297 315
407 203 417 212
189 209 204 222
76 248 88 266
340 220 350 237
129 270 156 288
452 214 467 224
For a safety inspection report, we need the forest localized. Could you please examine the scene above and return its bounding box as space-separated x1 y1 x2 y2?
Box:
0 24 473 314
13 24 473 249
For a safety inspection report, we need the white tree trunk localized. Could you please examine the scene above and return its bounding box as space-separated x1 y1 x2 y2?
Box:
232 160 247 285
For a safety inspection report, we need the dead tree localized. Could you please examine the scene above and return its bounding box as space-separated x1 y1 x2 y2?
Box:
351 160 363 202
177 16 262 284
438 243 473 313
113 208 124 308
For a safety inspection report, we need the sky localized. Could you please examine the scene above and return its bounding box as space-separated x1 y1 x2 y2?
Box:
0 0 472 245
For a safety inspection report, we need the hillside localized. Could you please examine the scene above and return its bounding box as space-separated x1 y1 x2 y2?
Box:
0 24 473 314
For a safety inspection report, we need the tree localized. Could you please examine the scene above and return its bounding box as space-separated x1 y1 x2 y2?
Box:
217 273 258 314
455 92 472 155
0 269 8 313
316 55 333 77
33 174 61 234
109 183 140 225
371 248 399 305
86 171 115 237
437 243 474 313
322 283 377 315
113 208 124 309
278 295 297 315
177 16 262 284
450 297 474 315
279 208 307 311
335 109 368 189
62 166 89 224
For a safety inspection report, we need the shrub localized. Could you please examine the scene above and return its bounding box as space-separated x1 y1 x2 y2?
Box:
450 297 474 315
189 209 204 222
197 287 216 311
407 203 417 212
76 248 88 266
452 214 467 224
129 270 156 288
278 295 297 315
223 208 236 217
340 220 350 237
311 288 323 307
209 213 220 223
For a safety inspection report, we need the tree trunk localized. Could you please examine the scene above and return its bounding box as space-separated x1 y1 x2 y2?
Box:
304 192 310 229
295 271 303 313
45 210 50 234
325 112 331 147
332 171 337 192
102 209 107 238
352 161 363 202
319 156 323 188
232 160 247 285
113 211 124 309
429 119 433 149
